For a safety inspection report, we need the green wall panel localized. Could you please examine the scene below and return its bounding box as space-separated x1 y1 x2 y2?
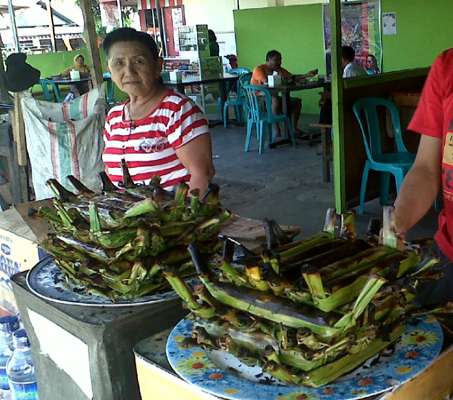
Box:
234 4 325 114
381 0 453 71
234 0 453 114
27 49 91 78
26 48 127 101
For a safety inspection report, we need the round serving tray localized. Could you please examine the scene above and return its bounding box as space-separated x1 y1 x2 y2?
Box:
26 257 179 307
166 317 443 400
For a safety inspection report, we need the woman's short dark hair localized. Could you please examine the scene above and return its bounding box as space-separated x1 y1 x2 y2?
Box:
103 28 159 60
266 50 281 61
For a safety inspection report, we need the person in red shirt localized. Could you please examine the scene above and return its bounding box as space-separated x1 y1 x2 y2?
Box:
394 48 453 305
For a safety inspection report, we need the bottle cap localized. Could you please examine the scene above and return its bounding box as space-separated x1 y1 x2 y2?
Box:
12 329 29 349
0 315 19 333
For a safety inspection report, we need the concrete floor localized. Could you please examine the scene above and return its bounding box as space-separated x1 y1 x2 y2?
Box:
211 115 437 240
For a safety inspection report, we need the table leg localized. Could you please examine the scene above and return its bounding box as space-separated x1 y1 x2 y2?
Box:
176 83 185 94
219 80 228 121
54 84 62 102
282 91 291 138
321 127 330 183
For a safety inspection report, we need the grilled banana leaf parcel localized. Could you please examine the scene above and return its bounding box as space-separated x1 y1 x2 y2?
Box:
163 209 441 387
37 168 231 300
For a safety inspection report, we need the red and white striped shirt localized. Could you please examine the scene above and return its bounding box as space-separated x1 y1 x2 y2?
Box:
103 90 209 189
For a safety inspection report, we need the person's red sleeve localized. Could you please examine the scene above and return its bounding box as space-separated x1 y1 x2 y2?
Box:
408 53 446 138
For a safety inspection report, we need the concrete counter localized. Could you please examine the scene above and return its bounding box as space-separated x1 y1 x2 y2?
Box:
12 272 187 400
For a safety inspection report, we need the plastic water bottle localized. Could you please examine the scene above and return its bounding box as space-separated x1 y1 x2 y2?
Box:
0 316 19 400
6 330 39 400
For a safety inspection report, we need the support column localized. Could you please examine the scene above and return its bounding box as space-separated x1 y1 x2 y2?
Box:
116 0 123 27
330 0 346 212
7 0 20 52
46 0 57 51
80 0 104 87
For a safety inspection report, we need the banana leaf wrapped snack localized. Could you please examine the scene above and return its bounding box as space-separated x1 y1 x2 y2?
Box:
36 164 231 300
164 209 442 387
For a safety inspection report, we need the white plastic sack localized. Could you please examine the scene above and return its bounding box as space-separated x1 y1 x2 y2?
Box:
21 86 106 200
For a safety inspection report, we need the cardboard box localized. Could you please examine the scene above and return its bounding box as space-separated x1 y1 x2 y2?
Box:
0 201 50 313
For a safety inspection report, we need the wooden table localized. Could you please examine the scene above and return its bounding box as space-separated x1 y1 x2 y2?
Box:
267 79 329 119
163 73 240 126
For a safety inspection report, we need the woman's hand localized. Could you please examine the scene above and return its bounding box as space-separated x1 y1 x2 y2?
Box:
176 134 215 196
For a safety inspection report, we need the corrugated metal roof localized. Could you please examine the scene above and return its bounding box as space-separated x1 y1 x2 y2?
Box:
13 3 76 27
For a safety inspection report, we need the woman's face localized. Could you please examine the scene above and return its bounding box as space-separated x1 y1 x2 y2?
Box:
75 56 84 66
107 41 162 97
366 56 376 69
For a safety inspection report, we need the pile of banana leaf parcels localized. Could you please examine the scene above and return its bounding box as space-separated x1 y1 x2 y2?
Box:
37 167 443 388
37 162 230 299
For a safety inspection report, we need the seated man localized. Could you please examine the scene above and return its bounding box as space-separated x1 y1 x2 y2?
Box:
251 50 317 136
342 46 367 78
318 46 366 125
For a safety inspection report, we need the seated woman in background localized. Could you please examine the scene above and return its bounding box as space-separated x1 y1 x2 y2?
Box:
62 54 91 99
63 54 90 77
102 28 214 194
366 54 380 75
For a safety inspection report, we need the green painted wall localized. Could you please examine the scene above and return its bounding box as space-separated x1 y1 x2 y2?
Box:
234 0 453 114
26 48 128 100
27 48 92 78
234 4 325 114
381 0 453 71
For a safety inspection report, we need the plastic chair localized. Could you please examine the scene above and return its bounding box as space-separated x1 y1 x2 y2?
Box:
353 97 415 214
228 67 251 75
223 72 252 128
39 79 62 102
103 72 115 104
243 84 295 154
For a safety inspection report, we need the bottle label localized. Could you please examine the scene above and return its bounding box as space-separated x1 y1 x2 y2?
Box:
9 381 38 400
0 367 9 390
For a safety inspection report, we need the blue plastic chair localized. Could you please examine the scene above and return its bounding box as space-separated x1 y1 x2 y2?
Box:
39 79 62 102
353 97 415 214
228 67 251 75
223 72 252 128
243 84 295 154
103 72 116 104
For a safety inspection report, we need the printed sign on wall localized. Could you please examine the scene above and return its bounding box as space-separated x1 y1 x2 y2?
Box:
383 12 397 35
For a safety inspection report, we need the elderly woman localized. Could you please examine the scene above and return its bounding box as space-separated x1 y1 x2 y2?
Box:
102 28 214 194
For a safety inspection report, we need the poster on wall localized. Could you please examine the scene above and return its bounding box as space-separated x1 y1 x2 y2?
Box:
100 2 121 33
323 0 382 75
383 12 397 35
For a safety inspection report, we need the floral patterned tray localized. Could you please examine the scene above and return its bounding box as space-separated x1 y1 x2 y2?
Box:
166 317 443 400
